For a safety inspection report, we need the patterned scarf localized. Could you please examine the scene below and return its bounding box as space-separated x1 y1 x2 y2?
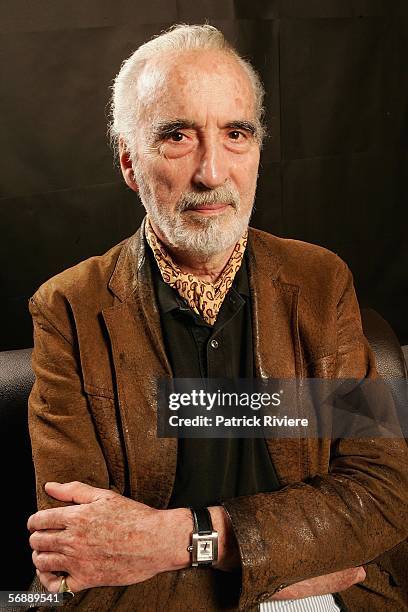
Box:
145 218 247 326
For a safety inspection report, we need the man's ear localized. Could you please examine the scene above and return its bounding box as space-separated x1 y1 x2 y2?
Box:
119 138 138 192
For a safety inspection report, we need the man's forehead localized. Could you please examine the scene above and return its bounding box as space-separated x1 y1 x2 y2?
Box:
136 49 255 119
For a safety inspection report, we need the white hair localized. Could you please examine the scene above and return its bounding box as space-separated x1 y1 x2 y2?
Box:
108 23 266 158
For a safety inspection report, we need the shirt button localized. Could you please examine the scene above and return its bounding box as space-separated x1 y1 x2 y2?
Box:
210 339 219 349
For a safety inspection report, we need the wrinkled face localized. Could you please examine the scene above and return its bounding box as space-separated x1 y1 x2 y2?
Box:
122 49 261 259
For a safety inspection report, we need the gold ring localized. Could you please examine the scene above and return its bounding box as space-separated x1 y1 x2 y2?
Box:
58 576 75 600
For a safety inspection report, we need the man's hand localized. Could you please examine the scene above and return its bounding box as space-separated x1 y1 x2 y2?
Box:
271 566 366 600
28 481 192 593
208 508 366 599
28 481 366 599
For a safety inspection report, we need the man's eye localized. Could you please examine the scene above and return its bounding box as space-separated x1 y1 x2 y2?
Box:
228 130 244 140
169 131 185 142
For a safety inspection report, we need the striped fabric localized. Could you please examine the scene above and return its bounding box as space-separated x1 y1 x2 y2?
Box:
260 594 341 611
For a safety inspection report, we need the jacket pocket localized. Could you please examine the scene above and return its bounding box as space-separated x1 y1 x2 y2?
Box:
84 385 128 495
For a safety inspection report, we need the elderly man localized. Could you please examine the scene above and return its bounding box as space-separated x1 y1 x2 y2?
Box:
27 24 408 612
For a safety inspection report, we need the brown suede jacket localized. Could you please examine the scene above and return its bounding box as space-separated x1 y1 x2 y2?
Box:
28 222 408 611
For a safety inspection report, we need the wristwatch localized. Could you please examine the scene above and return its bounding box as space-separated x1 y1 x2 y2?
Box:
187 507 218 566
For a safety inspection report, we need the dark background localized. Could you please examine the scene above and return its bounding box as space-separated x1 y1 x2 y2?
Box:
1 0 407 350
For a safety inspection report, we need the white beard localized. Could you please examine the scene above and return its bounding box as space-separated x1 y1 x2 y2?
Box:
133 163 254 260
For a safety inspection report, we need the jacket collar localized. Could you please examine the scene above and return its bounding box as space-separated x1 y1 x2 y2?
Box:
107 218 147 303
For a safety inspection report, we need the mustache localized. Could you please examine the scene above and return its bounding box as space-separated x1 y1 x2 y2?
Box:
177 185 240 212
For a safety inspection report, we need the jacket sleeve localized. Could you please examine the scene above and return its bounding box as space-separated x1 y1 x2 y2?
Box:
28 293 111 511
222 263 408 610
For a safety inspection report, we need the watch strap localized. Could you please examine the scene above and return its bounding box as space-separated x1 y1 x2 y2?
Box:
191 507 212 534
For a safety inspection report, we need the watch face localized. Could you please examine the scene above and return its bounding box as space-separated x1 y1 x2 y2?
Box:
197 539 213 561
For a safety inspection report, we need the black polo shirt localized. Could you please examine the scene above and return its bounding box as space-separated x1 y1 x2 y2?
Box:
148 246 280 508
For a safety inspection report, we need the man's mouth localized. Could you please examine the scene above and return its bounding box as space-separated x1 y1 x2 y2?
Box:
185 203 231 215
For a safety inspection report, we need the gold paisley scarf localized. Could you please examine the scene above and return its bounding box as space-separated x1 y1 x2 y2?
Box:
145 218 247 326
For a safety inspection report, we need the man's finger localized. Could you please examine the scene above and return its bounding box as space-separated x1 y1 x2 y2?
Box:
44 481 111 505
36 570 62 593
335 566 366 589
27 508 72 532
29 529 66 553
37 570 80 595
32 550 67 574
271 566 367 600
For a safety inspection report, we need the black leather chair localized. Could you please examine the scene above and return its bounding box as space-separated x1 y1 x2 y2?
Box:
361 308 407 379
0 309 407 592
0 349 36 590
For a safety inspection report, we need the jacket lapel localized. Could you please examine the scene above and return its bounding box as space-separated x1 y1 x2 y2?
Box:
102 222 177 508
247 229 306 485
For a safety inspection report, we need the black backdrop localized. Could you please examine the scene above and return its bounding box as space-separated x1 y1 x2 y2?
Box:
1 1 407 350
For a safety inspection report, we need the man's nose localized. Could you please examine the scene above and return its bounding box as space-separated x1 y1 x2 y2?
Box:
192 139 229 189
